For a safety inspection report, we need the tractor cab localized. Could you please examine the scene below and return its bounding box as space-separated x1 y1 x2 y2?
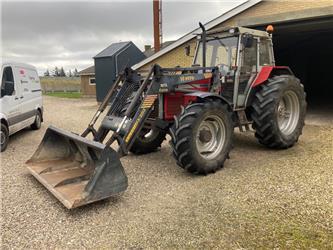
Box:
193 26 275 107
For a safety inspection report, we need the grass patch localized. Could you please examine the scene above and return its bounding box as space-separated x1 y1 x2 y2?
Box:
45 92 81 98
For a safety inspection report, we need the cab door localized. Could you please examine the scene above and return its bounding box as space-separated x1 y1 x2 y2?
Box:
1 65 23 135
234 35 258 108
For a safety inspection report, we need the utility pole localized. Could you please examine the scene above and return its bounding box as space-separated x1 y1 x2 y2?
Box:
153 0 162 52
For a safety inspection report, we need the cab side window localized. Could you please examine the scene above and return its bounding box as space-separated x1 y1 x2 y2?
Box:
259 40 272 65
242 38 258 71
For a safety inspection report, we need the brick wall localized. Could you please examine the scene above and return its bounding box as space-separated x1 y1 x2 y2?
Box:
219 0 333 27
139 40 197 71
137 0 333 71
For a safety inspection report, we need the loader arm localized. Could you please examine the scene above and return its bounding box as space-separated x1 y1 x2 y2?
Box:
91 64 161 156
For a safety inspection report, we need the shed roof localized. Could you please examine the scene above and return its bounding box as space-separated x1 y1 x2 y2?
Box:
79 65 95 75
94 41 132 58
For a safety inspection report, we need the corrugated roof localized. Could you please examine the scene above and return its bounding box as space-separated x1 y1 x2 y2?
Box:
79 65 95 75
94 41 132 58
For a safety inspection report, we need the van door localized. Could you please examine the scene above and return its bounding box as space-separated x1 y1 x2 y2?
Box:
1 65 23 135
13 66 38 128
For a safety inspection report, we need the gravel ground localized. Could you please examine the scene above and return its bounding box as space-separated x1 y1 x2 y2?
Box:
1 96 332 249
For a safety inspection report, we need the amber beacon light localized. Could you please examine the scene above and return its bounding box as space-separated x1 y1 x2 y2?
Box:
266 25 274 34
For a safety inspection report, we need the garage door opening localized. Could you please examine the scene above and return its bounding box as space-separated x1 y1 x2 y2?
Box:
265 17 333 116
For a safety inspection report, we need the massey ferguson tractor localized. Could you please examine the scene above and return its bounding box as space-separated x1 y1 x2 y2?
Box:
26 24 306 209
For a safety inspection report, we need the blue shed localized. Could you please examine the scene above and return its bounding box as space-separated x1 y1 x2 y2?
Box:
94 41 146 102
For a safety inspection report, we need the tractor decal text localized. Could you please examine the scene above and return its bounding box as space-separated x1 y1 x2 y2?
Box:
179 75 195 82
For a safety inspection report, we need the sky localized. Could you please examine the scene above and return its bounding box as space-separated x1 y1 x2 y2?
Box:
1 0 244 75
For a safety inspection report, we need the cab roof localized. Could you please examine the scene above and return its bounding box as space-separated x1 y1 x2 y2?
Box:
207 26 270 38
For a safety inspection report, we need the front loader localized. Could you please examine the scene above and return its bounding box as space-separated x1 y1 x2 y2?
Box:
26 24 306 209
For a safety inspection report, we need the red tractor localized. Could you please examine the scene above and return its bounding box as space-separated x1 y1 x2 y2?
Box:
26 24 306 209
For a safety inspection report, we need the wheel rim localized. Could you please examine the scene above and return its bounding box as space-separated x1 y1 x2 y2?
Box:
196 115 226 160
277 90 300 136
139 128 156 142
0 130 5 146
143 129 154 138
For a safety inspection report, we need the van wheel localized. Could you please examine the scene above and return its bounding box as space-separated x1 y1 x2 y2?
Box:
31 111 42 130
1 123 9 152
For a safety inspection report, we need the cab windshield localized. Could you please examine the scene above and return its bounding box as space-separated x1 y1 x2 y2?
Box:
194 36 239 68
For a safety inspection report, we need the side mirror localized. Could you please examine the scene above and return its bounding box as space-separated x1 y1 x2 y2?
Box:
242 34 254 48
1 81 15 97
185 45 191 56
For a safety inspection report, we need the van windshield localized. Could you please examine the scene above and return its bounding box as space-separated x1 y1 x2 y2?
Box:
194 36 239 67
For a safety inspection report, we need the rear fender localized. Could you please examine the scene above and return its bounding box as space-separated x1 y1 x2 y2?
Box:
251 66 294 88
245 66 294 108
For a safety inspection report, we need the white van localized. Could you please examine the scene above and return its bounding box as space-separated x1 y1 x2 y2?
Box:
1 62 43 152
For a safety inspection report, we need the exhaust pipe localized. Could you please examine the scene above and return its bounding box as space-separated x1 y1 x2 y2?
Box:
199 22 206 68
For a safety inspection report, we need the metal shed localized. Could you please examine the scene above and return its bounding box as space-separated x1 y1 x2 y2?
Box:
94 41 146 102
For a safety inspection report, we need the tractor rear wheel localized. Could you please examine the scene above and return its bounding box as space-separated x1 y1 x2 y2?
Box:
170 100 233 175
251 75 306 149
120 92 166 155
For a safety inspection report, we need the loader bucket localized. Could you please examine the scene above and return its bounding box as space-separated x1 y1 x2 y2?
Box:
26 126 128 209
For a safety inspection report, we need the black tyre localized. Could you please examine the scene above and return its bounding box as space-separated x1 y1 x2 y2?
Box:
170 100 233 175
31 110 42 130
1 123 9 152
120 93 166 154
130 128 167 154
251 75 306 149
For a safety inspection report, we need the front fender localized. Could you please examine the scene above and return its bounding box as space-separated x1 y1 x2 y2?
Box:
185 91 232 106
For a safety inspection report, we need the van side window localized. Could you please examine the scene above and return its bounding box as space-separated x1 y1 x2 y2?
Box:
2 67 14 85
1 67 15 97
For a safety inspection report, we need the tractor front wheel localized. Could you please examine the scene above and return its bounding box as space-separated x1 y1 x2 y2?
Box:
120 92 166 155
170 100 233 175
251 75 306 148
